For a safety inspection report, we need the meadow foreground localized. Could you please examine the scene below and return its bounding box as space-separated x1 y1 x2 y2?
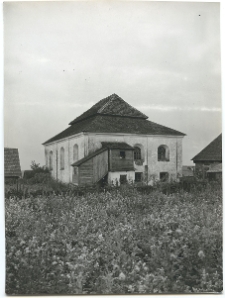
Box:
5 183 222 294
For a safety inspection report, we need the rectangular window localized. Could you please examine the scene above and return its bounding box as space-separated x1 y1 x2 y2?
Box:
120 175 127 184
135 172 143 182
120 151 126 159
160 172 169 182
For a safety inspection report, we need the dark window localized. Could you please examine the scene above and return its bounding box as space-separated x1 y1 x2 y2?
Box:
120 151 126 159
160 172 169 182
135 172 142 182
60 147 65 170
49 151 53 170
134 147 141 160
120 175 127 184
73 144 79 162
158 145 169 161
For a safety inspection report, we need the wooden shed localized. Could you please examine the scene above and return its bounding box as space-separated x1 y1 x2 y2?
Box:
72 147 108 186
71 142 135 186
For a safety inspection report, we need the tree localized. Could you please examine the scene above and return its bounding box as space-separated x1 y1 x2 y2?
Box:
30 161 49 173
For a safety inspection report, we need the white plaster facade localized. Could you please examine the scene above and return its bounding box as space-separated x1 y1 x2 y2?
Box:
44 132 183 184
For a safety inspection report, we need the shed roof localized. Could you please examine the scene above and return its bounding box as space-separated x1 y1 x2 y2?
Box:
72 147 108 167
4 148 22 178
192 134 222 162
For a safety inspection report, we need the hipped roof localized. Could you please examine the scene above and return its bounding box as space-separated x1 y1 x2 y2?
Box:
192 134 222 162
43 93 185 145
4 148 22 177
69 93 148 125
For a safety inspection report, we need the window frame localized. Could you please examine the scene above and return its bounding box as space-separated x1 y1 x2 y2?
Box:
158 145 169 162
134 147 141 161
73 144 79 162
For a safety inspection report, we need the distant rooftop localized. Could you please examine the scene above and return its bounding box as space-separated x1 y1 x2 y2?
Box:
192 134 222 162
4 148 22 178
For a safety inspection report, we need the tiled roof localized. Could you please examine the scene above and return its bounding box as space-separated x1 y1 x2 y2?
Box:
4 148 22 177
207 163 222 173
192 134 222 162
69 93 148 125
43 115 185 145
101 142 134 150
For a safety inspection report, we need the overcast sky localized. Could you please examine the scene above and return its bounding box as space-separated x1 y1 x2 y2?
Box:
4 1 222 170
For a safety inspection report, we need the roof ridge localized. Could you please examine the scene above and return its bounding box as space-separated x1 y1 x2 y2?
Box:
97 95 114 113
69 93 148 125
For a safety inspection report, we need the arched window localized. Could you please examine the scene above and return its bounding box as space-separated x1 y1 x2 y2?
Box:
158 145 169 161
49 151 53 170
134 147 141 160
60 147 65 170
73 144 79 162
45 149 48 167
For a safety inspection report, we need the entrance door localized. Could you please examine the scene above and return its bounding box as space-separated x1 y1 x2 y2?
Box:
120 175 127 184
72 167 78 184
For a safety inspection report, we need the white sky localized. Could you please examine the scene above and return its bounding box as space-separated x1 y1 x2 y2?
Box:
3 1 222 169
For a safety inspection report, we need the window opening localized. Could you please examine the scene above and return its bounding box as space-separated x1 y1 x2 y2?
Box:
120 151 126 159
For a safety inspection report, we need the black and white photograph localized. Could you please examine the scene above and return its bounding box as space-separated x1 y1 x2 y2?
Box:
3 0 222 295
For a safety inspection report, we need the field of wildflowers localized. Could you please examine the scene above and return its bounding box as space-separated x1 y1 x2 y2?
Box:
5 182 222 294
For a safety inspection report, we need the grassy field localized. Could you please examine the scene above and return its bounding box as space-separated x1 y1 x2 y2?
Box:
5 182 222 294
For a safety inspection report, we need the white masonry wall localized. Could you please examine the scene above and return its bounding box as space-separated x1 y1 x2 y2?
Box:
108 171 135 185
44 132 183 184
86 133 183 184
44 133 86 183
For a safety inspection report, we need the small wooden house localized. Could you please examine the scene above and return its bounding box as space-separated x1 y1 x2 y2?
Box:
4 148 22 181
192 133 222 179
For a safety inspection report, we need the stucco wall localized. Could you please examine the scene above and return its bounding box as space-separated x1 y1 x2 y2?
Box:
87 133 183 183
44 134 85 183
108 171 135 185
